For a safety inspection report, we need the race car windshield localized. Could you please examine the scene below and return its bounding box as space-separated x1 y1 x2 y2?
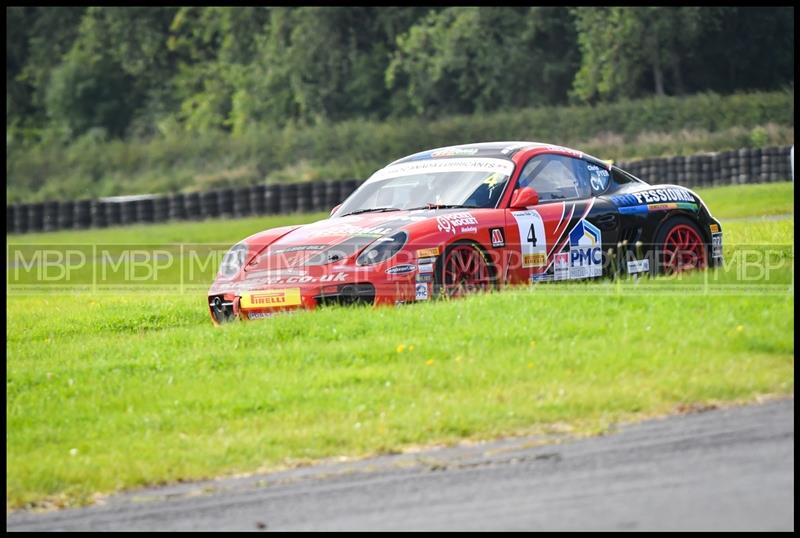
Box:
336 168 512 217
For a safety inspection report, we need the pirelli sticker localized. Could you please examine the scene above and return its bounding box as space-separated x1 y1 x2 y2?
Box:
523 253 547 267
416 247 440 258
241 288 302 309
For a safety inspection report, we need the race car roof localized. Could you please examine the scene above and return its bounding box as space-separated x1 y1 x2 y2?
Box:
391 141 586 165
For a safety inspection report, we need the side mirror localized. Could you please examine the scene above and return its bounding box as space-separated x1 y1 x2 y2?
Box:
509 187 539 209
330 203 342 217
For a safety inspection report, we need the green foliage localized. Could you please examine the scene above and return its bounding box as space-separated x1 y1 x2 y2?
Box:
5 7 795 202
387 7 579 116
6 7 795 141
6 90 794 203
45 50 134 138
571 7 794 103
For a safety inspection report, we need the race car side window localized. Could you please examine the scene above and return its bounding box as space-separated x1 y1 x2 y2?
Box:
517 154 590 202
577 159 612 196
611 167 642 185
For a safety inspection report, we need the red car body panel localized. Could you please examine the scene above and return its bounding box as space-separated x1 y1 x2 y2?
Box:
208 142 721 323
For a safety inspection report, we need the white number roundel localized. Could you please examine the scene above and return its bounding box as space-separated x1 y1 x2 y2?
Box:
512 210 547 268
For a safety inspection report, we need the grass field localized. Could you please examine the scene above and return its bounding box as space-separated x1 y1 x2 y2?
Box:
6 182 794 511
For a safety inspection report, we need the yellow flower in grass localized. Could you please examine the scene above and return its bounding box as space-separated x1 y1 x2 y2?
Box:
425 359 434 366
396 344 406 353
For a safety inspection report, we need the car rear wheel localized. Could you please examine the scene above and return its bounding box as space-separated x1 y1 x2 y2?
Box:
654 216 709 275
434 242 493 298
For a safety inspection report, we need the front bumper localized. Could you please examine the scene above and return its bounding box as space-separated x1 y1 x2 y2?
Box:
208 279 419 324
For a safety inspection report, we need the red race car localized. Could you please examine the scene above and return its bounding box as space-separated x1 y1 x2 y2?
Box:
209 141 722 323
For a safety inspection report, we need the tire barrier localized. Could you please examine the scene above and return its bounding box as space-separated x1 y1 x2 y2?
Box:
218 188 234 218
8 204 16 234
185 192 201 220
169 193 187 221
310 181 326 212
27 202 44 233
119 200 137 225
233 187 252 218
264 184 280 214
201 190 220 219
90 200 107 229
58 200 75 230
106 201 121 228
279 183 298 214
7 145 793 234
136 198 154 224
337 180 355 206
250 184 266 215
324 180 340 211
153 196 169 223
74 199 91 229
296 182 312 214
14 203 29 234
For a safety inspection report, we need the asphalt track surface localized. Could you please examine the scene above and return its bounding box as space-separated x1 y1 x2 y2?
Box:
7 398 794 531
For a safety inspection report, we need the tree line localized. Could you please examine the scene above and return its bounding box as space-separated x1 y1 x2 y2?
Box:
6 6 794 143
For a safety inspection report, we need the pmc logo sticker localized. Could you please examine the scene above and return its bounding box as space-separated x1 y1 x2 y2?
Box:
568 220 602 279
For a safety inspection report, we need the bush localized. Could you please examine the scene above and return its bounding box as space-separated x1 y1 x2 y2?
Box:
7 89 795 203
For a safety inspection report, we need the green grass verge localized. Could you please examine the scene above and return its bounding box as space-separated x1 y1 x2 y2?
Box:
695 181 794 219
6 183 795 511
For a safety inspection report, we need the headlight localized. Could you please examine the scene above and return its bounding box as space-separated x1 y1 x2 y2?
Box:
218 243 248 278
356 232 407 266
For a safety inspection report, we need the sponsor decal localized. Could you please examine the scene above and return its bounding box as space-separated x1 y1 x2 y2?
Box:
416 247 440 258
417 256 437 265
270 245 325 254
568 220 603 279
612 188 696 207
460 226 478 234
553 252 569 281
436 212 478 235
490 228 505 248
616 202 699 215
241 288 302 309
523 253 547 267
417 263 434 274
712 232 723 260
587 164 610 192
627 258 650 274
307 224 393 239
416 273 433 283
368 158 515 182
430 147 479 157
248 311 272 320
710 223 720 233
530 273 553 283
415 283 429 301
386 264 416 275
242 272 347 286
247 268 306 278
511 210 547 268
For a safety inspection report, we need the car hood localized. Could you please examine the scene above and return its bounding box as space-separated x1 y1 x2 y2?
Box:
243 209 470 272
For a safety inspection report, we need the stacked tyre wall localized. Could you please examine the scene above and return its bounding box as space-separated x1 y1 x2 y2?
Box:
6 146 793 234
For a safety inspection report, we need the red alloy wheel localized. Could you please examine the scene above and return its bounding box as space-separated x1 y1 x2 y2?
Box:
661 224 708 273
442 245 491 297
